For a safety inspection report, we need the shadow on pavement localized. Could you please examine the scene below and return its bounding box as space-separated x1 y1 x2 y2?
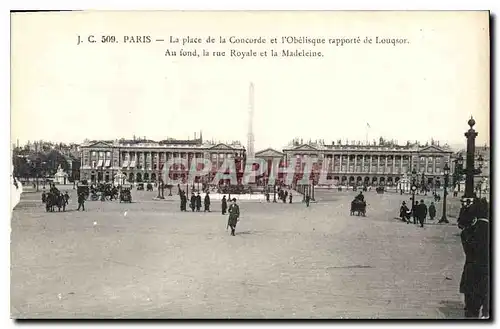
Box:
236 230 262 236
437 300 464 319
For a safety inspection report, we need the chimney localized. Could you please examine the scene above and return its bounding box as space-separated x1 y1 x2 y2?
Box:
194 132 197 139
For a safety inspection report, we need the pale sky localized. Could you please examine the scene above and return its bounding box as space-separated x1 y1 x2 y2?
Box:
11 11 490 151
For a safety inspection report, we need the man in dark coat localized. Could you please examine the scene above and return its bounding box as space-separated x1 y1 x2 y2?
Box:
204 192 211 212
64 191 70 205
459 198 489 318
411 198 418 224
289 193 293 204
42 191 47 203
221 195 228 215
77 192 85 211
59 193 66 212
190 193 196 212
428 202 436 220
266 191 270 202
45 192 52 212
196 192 202 212
418 200 427 227
180 191 187 211
227 198 240 236
305 194 310 207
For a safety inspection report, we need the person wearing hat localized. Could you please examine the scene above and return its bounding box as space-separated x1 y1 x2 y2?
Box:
227 198 240 236
460 198 490 318
417 200 428 227
190 192 196 212
428 201 436 220
204 192 211 212
221 195 228 215
400 201 410 223
196 192 202 212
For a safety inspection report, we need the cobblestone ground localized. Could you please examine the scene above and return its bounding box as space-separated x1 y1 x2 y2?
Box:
11 188 466 319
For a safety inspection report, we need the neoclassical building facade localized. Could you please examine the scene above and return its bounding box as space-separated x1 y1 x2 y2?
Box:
79 137 245 184
282 140 453 187
80 136 454 189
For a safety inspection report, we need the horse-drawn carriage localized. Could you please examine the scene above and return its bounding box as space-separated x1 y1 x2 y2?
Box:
350 199 367 216
137 183 144 191
146 183 154 191
120 185 132 203
376 186 385 194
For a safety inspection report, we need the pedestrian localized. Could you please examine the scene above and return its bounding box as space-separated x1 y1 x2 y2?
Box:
45 192 52 212
428 202 436 220
64 191 70 205
180 191 187 211
77 192 85 211
42 191 47 203
204 192 211 212
399 201 410 223
305 194 310 207
411 198 418 224
196 192 202 212
284 191 288 202
289 193 293 204
60 193 66 212
190 192 196 212
227 198 240 236
459 198 489 318
266 191 270 203
418 200 427 227
221 195 228 215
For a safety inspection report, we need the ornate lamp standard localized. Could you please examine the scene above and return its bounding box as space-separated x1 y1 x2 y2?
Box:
462 117 483 202
438 162 450 223
411 168 417 213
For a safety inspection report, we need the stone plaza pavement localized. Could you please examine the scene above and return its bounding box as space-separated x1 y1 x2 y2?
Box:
11 188 466 319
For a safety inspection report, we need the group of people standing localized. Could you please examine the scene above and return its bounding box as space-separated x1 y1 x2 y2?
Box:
265 188 300 205
399 200 437 227
178 192 241 236
179 191 212 212
399 196 490 318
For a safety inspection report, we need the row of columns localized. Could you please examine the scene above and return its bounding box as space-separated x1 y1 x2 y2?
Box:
293 154 444 174
118 151 244 170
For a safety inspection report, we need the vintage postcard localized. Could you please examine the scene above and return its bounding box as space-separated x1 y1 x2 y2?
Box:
10 11 490 319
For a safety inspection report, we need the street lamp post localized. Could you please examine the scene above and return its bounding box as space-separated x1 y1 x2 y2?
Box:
439 162 450 223
273 183 277 203
463 117 483 201
411 168 417 218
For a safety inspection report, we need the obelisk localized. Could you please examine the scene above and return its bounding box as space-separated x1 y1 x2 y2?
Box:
247 82 255 159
